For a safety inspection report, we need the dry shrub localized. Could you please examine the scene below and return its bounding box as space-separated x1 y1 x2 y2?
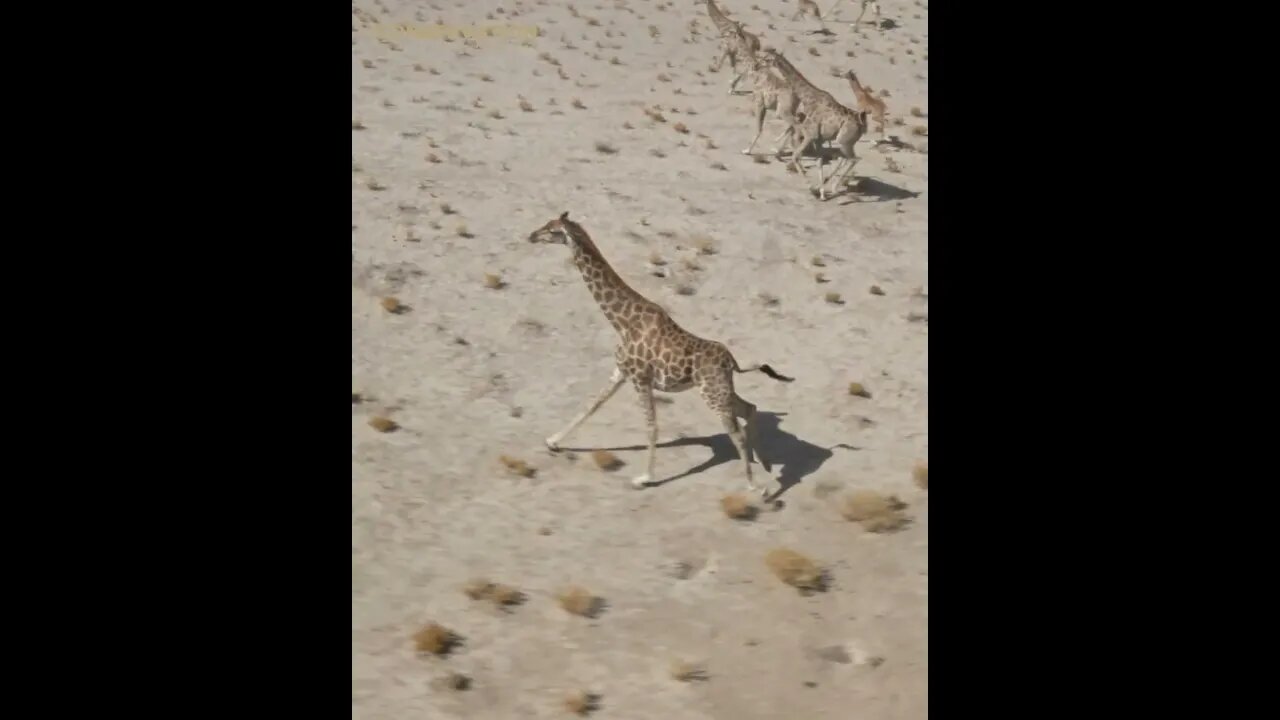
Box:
669 659 708 682
499 454 536 478
673 122 689 134
435 672 470 691
484 273 506 289
910 106 925 117
456 224 473 238
913 461 928 490
591 450 624 471
693 236 717 255
380 296 406 314
841 490 911 533
557 586 602 617
594 141 619 154
911 125 928 136
765 548 827 593
721 493 758 521
824 292 844 305
368 416 399 433
463 578 526 608
572 98 586 109
848 382 871 398
870 285 886 296
413 623 460 655
563 691 600 715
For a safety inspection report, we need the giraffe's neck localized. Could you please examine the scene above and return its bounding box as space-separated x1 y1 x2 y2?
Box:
705 1 734 31
847 76 870 102
563 224 649 335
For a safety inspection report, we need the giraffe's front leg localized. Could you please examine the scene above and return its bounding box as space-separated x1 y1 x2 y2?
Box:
545 367 626 451
631 380 659 488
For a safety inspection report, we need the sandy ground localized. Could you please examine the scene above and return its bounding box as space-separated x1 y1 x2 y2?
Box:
352 1 927 717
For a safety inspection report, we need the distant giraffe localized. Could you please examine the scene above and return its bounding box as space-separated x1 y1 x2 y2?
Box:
761 49 868 199
527 212 794 497
712 21 762 95
826 0 882 30
793 0 826 28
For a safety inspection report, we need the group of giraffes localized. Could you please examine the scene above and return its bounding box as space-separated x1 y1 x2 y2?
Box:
704 0 890 201
519 3 904 501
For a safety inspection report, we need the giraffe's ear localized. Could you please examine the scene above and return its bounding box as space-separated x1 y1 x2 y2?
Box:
559 211 569 221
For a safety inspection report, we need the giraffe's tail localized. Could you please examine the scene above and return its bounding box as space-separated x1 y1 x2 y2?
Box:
734 362 795 382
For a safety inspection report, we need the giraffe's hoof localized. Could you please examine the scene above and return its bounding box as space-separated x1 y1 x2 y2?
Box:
741 149 752 155
631 474 653 488
544 438 561 452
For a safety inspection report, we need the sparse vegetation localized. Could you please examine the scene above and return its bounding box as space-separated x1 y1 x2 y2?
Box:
557 586 602 618
380 296 406 314
670 659 708 682
484 273 506 290
499 454 536 478
870 285 886 295
848 382 871 398
693 236 717 255
572 98 587 109
825 292 844 305
563 691 599 716
913 461 928 490
721 493 758 520
591 450 624 471
912 125 928 136
594 141 619 155
463 578 526 609
352 119 366 130
413 623 460 656
840 490 911 533
456 224 473 238
765 548 827 593
673 122 689 134
368 416 399 433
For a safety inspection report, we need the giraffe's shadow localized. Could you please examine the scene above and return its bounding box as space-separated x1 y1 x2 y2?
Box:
560 412 857 501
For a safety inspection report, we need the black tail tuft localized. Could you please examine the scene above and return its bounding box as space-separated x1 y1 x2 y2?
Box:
759 364 794 382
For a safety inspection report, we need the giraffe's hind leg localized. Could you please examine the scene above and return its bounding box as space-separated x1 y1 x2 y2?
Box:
545 367 626 451
702 380 764 497
632 379 660 488
733 395 767 472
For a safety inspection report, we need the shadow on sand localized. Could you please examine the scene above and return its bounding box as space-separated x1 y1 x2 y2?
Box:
560 411 858 501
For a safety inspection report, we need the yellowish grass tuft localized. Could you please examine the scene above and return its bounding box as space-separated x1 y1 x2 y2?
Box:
563 690 599 715
591 450 624 471
848 382 871 398
765 548 827 593
464 578 526 608
673 122 689 134
557 586 602 618
483 273 506 290
841 490 911 532
720 493 758 521
824 292 844 305
594 141 619 154
912 125 928 136
499 454 536 478
368 416 399 433
693 235 717 255
456 224 473 238
669 659 708 682
380 296 406 314
436 671 470 690
913 461 928 490
413 622 460 655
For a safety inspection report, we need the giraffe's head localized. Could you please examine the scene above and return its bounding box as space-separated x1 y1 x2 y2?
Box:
527 211 575 246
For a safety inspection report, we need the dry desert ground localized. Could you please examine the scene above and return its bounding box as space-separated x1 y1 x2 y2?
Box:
353 1 927 717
